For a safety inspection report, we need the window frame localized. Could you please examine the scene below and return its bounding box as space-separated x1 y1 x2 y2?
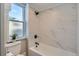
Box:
9 3 26 38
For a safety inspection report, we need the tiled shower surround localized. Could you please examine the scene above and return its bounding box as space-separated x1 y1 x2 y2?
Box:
29 3 79 55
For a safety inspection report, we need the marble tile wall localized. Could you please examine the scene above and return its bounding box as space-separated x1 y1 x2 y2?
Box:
29 4 77 54
39 4 77 53
29 8 40 47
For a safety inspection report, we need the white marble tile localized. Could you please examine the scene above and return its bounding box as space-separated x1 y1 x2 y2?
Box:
29 4 77 54
39 4 77 53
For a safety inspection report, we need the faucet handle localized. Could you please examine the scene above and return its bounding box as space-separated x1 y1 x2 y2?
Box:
35 42 39 45
35 42 38 44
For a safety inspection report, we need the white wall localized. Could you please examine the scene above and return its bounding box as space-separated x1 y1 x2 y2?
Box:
38 4 77 53
28 8 40 47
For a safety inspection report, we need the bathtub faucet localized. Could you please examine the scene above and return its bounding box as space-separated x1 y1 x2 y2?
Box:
35 42 39 47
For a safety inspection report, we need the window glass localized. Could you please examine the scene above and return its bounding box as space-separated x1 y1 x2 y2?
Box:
9 21 23 38
9 4 24 39
9 4 23 21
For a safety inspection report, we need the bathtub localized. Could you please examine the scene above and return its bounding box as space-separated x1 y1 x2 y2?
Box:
28 43 76 56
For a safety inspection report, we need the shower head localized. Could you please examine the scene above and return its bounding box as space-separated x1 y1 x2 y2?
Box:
35 11 39 15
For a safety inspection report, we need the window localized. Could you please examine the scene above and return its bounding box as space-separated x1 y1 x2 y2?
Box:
9 4 26 39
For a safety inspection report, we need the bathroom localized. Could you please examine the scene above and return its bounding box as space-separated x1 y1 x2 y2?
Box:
0 3 79 56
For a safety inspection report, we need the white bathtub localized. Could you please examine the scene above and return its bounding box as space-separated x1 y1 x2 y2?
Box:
28 43 76 56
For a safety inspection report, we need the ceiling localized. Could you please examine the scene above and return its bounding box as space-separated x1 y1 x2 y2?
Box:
29 3 63 12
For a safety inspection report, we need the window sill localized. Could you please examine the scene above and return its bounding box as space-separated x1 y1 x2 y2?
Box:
5 36 27 48
15 36 27 41
5 41 21 48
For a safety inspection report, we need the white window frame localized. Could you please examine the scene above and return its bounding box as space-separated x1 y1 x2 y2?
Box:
9 3 26 39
